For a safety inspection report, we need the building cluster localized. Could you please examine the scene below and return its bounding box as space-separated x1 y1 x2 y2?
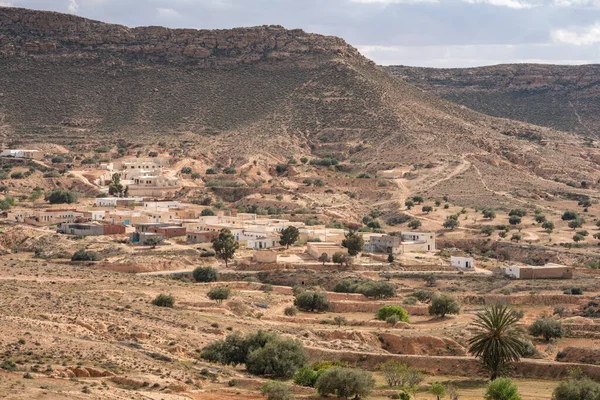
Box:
0 149 44 160
96 157 179 197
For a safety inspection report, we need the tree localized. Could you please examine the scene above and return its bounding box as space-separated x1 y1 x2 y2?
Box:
193 266 218 282
294 366 319 387
412 195 424 204
468 305 526 380
145 236 162 248
553 377 600 400
315 367 375 399
332 252 351 267
246 337 307 378
284 306 297 316
562 210 579 221
568 219 584 230
408 219 422 230
181 167 192 174
443 215 459 230
404 200 414 210
485 378 522 400
380 360 407 386
508 215 522 225
483 209 496 220
430 382 447 400
377 305 409 322
71 249 98 261
542 221 555 233
528 318 564 342
424 273 437 287
388 253 395 263
573 233 585 242
428 293 461 318
508 209 527 217
294 291 330 312
207 286 231 304
356 281 396 299
261 381 292 400
46 189 78 204
534 214 546 223
318 253 329 265
342 231 364 256
151 294 174 308
422 205 433 213
108 173 124 197
334 316 347 327
212 229 239 268
201 208 215 216
481 226 495 236
279 226 299 249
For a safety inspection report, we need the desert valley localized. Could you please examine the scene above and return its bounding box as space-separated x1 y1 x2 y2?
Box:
1 5 600 400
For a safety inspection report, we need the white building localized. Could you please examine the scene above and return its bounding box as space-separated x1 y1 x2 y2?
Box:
0 149 43 160
451 256 475 269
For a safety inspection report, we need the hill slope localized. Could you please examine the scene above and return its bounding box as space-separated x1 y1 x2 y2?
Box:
387 64 600 138
1 7 600 204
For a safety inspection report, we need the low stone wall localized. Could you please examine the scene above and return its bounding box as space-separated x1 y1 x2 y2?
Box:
306 348 600 380
459 294 588 306
329 301 428 316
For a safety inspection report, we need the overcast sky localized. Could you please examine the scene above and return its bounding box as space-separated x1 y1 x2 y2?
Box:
1 0 600 67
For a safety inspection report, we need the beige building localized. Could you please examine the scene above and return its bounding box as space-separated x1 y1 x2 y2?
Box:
306 242 348 259
399 231 436 253
503 264 573 280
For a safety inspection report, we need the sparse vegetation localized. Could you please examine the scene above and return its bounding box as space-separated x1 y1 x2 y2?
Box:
151 294 175 308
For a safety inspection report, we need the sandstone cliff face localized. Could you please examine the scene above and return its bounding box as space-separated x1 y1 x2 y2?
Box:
0 7 364 66
387 64 600 136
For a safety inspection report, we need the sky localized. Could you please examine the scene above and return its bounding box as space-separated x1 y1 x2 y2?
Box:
1 0 600 67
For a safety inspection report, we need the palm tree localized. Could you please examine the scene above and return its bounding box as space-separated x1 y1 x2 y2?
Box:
468 304 526 380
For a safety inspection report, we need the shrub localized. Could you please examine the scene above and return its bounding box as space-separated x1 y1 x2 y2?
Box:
570 287 583 295
46 189 78 204
402 296 418 305
508 209 527 217
377 305 409 322
356 281 396 299
483 209 496 219
553 378 600 400
246 336 307 378
315 367 375 399
485 378 522 400
542 221 555 233
284 306 297 316
261 382 292 400
333 280 358 293
71 249 98 261
508 215 522 225
207 286 231 304
294 291 330 312
568 219 585 229
10 172 24 179
193 266 218 282
181 167 192 174
408 219 422 230
200 208 215 216
528 318 564 342
199 250 216 257
443 216 459 230
481 226 495 236
422 205 433 213
428 293 461 318
151 294 174 308
294 366 319 387
562 211 579 221
412 290 434 302
430 382 447 400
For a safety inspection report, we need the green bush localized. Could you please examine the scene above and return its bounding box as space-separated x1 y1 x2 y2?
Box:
199 250 216 257
356 281 396 299
192 266 218 282
294 291 330 312
315 367 375 399
284 306 297 316
553 378 600 400
412 290 434 302
151 294 174 308
71 249 98 261
46 189 78 204
528 318 564 342
428 293 461 318
246 336 307 378
562 211 579 221
200 208 215 216
207 286 231 303
261 381 293 400
485 378 521 400
377 305 409 323
508 209 527 217
294 366 319 387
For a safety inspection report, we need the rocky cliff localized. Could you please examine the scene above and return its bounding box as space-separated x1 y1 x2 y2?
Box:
387 64 600 137
0 7 364 66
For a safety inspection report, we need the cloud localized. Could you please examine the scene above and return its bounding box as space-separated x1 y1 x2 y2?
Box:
552 22 600 44
463 0 536 9
0 1 13 6
554 0 600 7
350 0 438 4
157 7 182 18
67 0 78 13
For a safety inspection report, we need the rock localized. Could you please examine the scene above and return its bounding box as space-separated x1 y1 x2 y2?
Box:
69 367 91 377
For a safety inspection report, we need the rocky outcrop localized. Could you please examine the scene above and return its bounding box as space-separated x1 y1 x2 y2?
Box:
0 7 365 67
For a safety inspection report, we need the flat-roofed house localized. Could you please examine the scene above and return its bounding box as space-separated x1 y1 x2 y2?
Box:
451 256 475 269
306 242 348 259
504 263 573 279
60 222 126 236
187 231 219 244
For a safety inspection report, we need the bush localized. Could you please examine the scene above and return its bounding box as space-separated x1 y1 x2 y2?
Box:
481 226 495 236
294 366 319 387
562 211 579 221
570 287 583 295
46 189 78 204
408 219 422 230
261 381 292 400
246 336 307 378
553 378 600 400
509 215 522 225
528 318 564 342
284 306 297 316
193 266 218 282
377 305 409 323
315 367 375 399
71 249 98 261
207 286 231 304
10 172 24 179
412 290 434 302
181 167 192 174
200 208 215 216
428 293 461 318
356 281 396 299
151 294 175 308
485 378 522 400
199 250 216 257
294 291 330 312
508 209 527 217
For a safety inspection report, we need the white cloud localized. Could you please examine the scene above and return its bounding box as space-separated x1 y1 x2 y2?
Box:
0 1 13 6
350 0 438 4
157 7 182 18
67 0 79 13
554 0 600 7
463 0 536 9
552 22 600 45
